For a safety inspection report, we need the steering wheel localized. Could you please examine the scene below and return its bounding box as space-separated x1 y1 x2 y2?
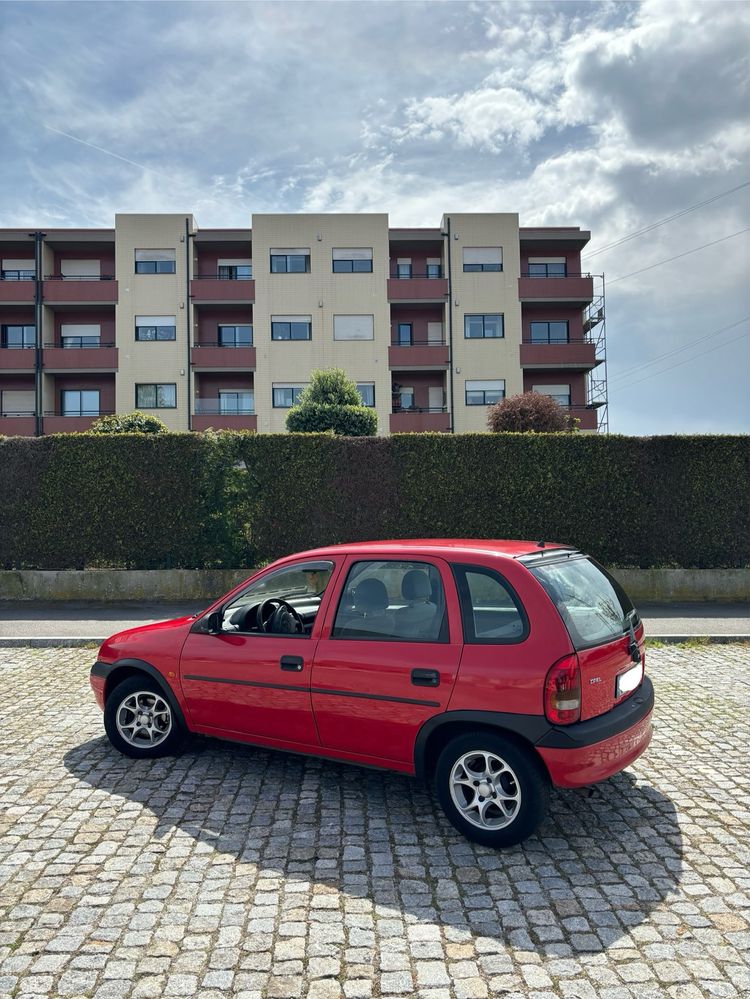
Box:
257 598 305 635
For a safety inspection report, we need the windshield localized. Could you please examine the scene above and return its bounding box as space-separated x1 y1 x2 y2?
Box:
530 556 634 650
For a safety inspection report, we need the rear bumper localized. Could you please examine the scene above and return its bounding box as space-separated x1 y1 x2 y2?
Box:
536 676 654 788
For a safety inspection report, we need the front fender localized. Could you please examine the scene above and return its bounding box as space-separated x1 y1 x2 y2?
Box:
91 658 191 732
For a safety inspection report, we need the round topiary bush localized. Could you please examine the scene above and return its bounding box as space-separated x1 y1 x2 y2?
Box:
89 411 169 434
487 392 575 433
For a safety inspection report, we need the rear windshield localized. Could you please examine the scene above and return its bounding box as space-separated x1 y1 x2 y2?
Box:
529 556 635 650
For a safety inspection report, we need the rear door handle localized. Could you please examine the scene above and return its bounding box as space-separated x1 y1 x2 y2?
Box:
280 655 304 672
411 668 440 687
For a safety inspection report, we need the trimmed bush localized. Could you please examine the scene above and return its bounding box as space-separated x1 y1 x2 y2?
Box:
89 411 169 434
0 432 747 569
286 368 377 435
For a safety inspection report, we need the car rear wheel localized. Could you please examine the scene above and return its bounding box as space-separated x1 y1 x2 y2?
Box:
435 732 550 848
104 676 182 759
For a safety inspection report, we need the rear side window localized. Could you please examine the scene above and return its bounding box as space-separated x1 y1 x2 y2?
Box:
332 560 447 642
530 557 634 650
453 565 527 643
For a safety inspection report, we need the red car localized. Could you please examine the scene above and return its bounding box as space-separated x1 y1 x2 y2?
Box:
90 540 653 848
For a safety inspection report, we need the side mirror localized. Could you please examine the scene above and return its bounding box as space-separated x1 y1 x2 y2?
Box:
193 611 223 635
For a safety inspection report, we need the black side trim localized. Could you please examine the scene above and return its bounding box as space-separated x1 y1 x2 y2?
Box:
536 676 654 749
184 674 309 694
414 710 553 780
182 672 440 708
92 659 189 731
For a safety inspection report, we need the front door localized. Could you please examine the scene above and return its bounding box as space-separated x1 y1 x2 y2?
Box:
179 559 339 748
311 556 462 766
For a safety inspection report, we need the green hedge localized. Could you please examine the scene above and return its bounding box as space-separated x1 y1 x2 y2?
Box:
0 432 747 569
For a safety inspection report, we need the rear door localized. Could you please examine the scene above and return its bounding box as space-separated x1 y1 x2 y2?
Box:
527 555 644 720
311 556 462 766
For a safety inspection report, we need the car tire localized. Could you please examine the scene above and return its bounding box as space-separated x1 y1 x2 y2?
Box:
434 732 550 848
103 675 183 759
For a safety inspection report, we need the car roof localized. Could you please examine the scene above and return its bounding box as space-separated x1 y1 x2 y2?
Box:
284 539 576 562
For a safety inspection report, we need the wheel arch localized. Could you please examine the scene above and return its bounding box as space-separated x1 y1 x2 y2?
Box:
414 710 552 783
95 659 189 732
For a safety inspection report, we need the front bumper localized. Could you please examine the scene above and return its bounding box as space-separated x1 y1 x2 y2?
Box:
536 676 654 788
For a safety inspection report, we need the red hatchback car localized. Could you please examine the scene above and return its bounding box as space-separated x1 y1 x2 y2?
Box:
90 540 653 848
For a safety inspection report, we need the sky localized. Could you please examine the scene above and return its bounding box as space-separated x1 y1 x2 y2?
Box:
1 0 749 435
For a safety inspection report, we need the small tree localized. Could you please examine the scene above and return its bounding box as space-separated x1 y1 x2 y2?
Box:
487 392 575 433
286 368 377 436
89 411 169 434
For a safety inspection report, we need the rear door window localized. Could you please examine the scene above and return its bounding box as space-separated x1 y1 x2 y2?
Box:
529 556 635 650
453 565 527 643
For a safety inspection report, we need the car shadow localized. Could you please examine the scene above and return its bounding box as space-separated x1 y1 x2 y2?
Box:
63 734 682 957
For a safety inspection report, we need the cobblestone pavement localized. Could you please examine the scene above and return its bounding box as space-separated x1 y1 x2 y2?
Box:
1 646 749 999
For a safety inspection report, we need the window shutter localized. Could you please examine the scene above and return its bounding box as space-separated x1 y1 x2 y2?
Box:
332 248 372 260
463 247 502 265
333 315 374 340
135 249 175 262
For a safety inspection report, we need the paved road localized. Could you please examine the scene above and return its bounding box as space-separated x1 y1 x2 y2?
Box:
0 600 748 640
0 644 749 998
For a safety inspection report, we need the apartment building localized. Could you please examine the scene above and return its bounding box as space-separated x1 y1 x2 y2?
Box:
0 212 606 437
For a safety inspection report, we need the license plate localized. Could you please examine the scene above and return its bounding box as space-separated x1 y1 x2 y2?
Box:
616 661 643 698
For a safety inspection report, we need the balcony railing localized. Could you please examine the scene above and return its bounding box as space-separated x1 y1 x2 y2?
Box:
520 337 598 370
45 409 112 417
193 338 254 349
42 276 118 304
390 336 447 347
518 272 594 303
194 272 253 280
194 399 255 415
44 341 115 349
0 273 34 281
392 405 447 414
0 408 35 417
44 274 115 281
389 269 444 279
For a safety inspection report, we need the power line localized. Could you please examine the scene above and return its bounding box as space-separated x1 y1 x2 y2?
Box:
583 180 750 259
607 227 750 285
608 317 750 383
609 329 750 394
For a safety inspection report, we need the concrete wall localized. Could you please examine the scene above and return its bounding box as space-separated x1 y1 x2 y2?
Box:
1 568 747 603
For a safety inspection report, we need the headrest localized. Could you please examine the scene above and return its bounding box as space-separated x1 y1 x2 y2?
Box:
354 577 389 612
402 569 431 601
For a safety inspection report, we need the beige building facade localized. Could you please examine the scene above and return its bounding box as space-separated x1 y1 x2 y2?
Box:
0 212 606 437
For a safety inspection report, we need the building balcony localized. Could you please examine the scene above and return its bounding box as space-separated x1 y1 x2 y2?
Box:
387 274 448 303
518 274 594 304
43 412 112 434
565 405 599 432
191 343 256 369
42 277 118 305
0 346 35 372
388 340 449 368
42 344 118 372
192 399 257 432
390 407 451 433
520 339 598 370
0 278 35 304
0 414 36 436
190 276 255 304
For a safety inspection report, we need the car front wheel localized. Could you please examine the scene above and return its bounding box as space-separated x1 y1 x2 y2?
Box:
435 733 550 848
104 676 182 759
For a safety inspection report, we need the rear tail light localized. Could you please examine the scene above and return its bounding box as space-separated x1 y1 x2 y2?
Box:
545 654 581 725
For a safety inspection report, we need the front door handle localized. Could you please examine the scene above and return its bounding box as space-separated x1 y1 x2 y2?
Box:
280 655 304 672
411 668 440 687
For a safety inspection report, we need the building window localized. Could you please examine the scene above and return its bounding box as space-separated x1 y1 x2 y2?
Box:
0 389 35 416
463 247 503 272
393 386 414 410
332 248 373 273
219 390 254 415
333 315 374 341
529 321 569 343
426 260 442 278
465 380 505 405
135 316 176 341
464 314 504 339
60 260 101 281
218 324 253 347
532 384 571 406
136 383 176 409
273 384 306 408
356 383 375 407
271 316 312 341
134 249 176 274
1 259 34 281
1 325 35 348
396 322 412 345
270 249 310 273
395 260 412 278
218 259 252 280
61 324 100 348
528 260 567 278
61 389 100 416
